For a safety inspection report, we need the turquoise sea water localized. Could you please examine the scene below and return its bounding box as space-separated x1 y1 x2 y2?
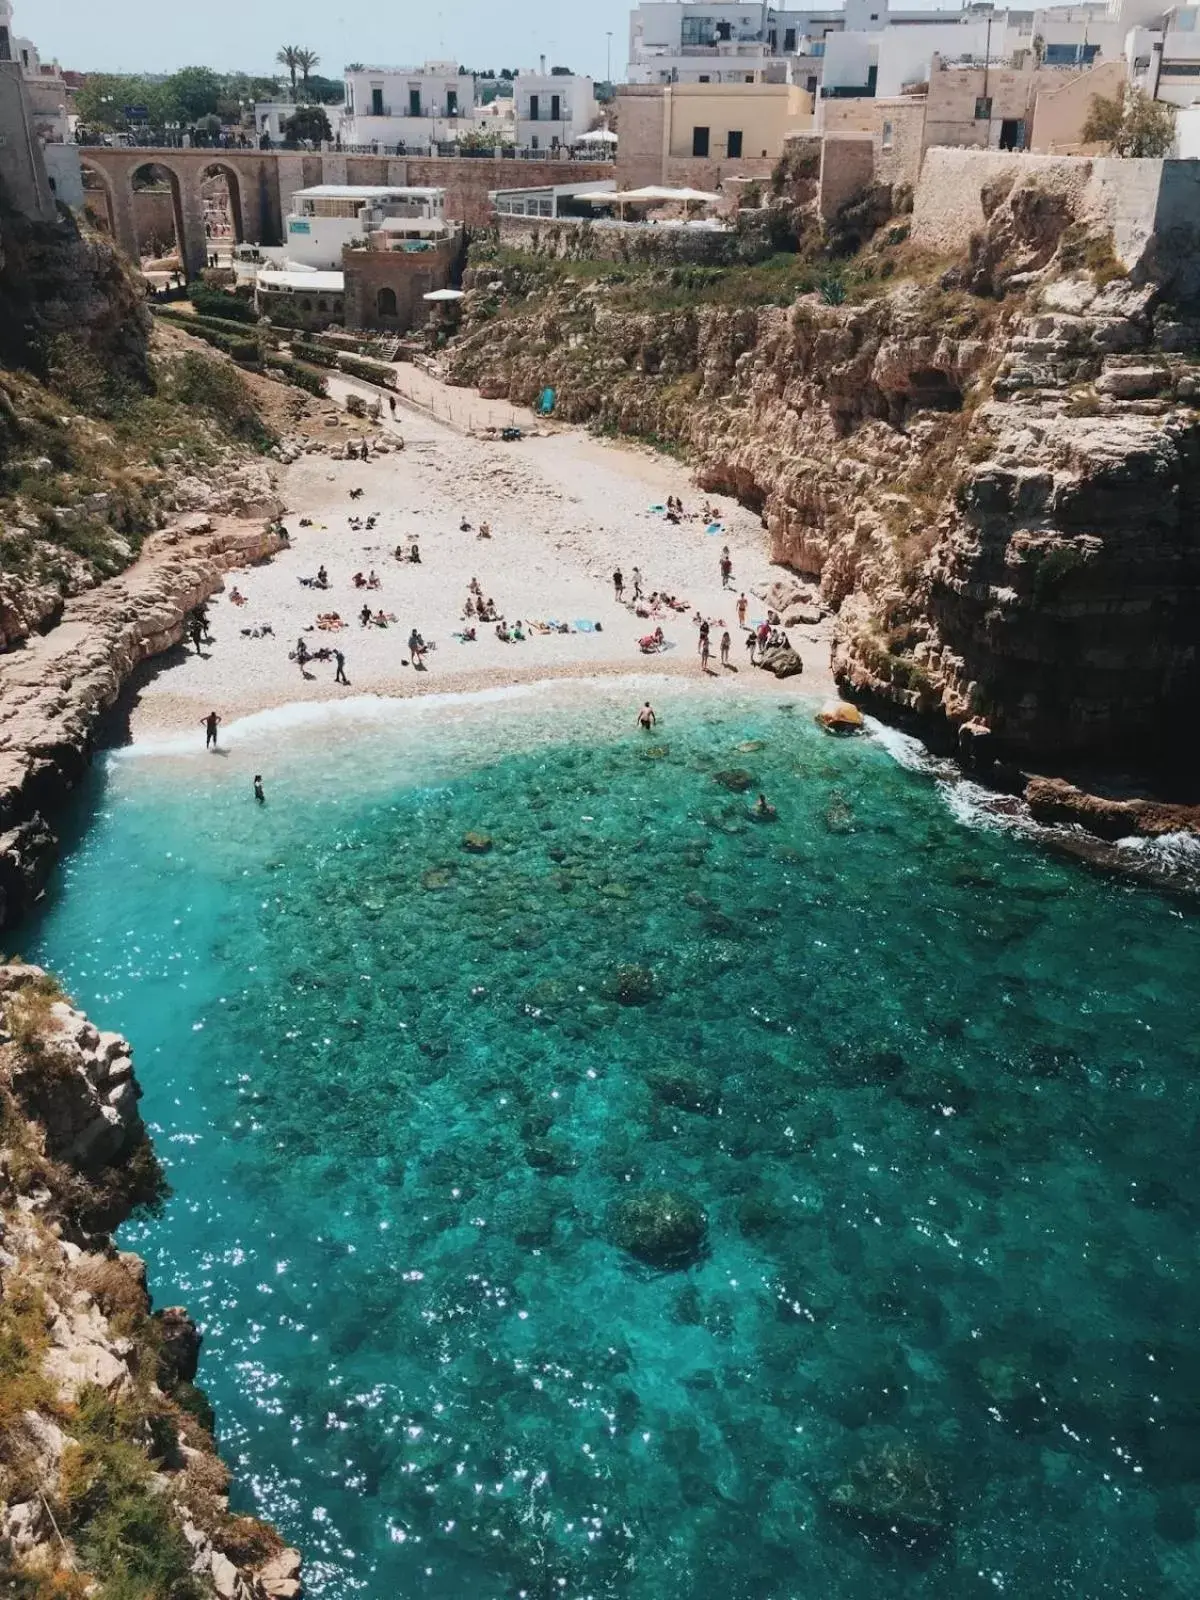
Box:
26 683 1200 1599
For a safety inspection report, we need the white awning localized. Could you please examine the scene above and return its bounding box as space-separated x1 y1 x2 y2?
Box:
423 288 464 301
586 185 722 205
576 128 618 144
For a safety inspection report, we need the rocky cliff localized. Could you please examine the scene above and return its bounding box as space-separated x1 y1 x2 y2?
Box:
0 515 286 934
0 960 302 1598
447 169 1200 827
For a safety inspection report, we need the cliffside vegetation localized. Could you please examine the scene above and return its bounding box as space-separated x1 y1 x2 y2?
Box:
0 964 299 1599
0 200 281 650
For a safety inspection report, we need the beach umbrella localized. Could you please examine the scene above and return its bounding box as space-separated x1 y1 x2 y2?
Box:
577 128 618 144
423 288 465 301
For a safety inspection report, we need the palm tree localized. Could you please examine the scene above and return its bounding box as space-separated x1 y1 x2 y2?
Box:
276 46 300 97
295 49 320 95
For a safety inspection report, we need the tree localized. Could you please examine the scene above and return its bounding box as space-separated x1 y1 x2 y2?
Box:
300 73 344 106
276 46 301 96
284 103 332 145
1082 87 1176 158
166 66 222 122
295 49 320 91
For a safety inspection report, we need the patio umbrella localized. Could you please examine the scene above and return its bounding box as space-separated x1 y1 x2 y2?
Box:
577 128 618 144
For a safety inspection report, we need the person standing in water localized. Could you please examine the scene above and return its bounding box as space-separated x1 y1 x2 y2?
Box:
637 701 657 731
253 775 265 804
202 711 221 749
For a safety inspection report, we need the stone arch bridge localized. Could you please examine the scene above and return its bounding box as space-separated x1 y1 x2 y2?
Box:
78 148 611 278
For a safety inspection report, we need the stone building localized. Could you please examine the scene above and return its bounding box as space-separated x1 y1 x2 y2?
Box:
617 80 814 189
342 217 460 333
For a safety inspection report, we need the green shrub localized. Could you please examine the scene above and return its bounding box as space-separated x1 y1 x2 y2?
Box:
291 339 339 368
263 354 327 397
166 354 273 448
337 353 398 390
186 284 256 323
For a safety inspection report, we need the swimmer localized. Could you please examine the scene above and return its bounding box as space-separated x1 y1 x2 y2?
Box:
637 701 657 731
253 774 265 804
754 794 777 821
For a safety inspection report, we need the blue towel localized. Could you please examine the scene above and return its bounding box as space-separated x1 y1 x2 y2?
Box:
706 522 724 535
574 619 595 633
648 503 665 513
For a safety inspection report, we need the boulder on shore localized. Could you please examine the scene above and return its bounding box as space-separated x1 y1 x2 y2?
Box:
816 701 865 734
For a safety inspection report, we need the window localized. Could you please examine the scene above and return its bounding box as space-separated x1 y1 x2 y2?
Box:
727 130 743 158
409 88 422 116
318 299 327 311
717 21 732 40
692 125 710 157
21 47 28 66
768 29 777 49
531 134 539 150
447 88 458 115
806 75 818 94
881 119 894 150
784 27 797 51
744 73 755 82
0 27 9 62
550 93 561 121
378 287 398 317
371 86 384 116
974 96 993 121
529 93 540 121
699 74 711 82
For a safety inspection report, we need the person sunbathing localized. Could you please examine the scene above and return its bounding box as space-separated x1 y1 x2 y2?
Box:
478 521 492 539
495 622 511 642
367 570 380 589
228 586 247 606
409 544 421 563
353 572 366 588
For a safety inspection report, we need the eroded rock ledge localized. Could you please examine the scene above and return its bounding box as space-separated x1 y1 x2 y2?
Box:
0 961 302 1597
0 516 286 933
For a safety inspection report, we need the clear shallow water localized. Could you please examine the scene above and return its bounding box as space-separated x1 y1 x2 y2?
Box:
27 683 1200 1599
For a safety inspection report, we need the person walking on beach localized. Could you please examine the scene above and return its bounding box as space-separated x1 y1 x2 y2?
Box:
189 614 205 655
637 701 657 731
719 554 733 590
408 628 427 669
253 775 265 804
632 566 643 602
388 395 397 417
612 568 624 602
720 630 731 667
202 711 221 749
334 648 348 685
737 593 748 628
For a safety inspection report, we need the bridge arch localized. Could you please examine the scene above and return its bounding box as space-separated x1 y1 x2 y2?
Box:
197 160 246 249
79 158 117 239
129 158 207 281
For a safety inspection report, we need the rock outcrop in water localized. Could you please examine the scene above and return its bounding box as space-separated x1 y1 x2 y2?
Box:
0 961 302 1597
446 167 1200 833
0 516 286 933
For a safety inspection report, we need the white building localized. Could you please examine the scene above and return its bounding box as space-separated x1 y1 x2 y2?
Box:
627 0 1176 97
340 62 475 148
1128 5 1200 105
472 93 517 140
234 184 448 288
513 66 599 148
252 101 300 142
0 0 70 143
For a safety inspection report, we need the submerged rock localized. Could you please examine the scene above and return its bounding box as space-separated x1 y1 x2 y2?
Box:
646 1067 721 1116
828 1439 951 1548
713 769 755 793
421 866 455 890
601 965 658 1006
462 831 494 854
610 1190 708 1269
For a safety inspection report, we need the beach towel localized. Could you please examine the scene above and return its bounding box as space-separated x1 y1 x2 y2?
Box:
706 522 724 535
648 504 665 514
574 619 596 633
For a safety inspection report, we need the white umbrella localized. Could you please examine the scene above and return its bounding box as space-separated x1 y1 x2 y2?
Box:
423 288 464 301
577 128 618 144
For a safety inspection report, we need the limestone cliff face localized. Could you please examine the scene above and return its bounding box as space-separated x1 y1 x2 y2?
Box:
0 962 303 1598
448 179 1200 798
0 517 287 933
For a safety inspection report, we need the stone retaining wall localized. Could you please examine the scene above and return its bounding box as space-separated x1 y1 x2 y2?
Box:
496 214 768 265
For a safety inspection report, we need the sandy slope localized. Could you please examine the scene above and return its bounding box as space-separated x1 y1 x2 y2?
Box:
128 387 833 737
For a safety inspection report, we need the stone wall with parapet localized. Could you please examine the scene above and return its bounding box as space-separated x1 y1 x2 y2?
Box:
496 214 770 265
912 148 1200 294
